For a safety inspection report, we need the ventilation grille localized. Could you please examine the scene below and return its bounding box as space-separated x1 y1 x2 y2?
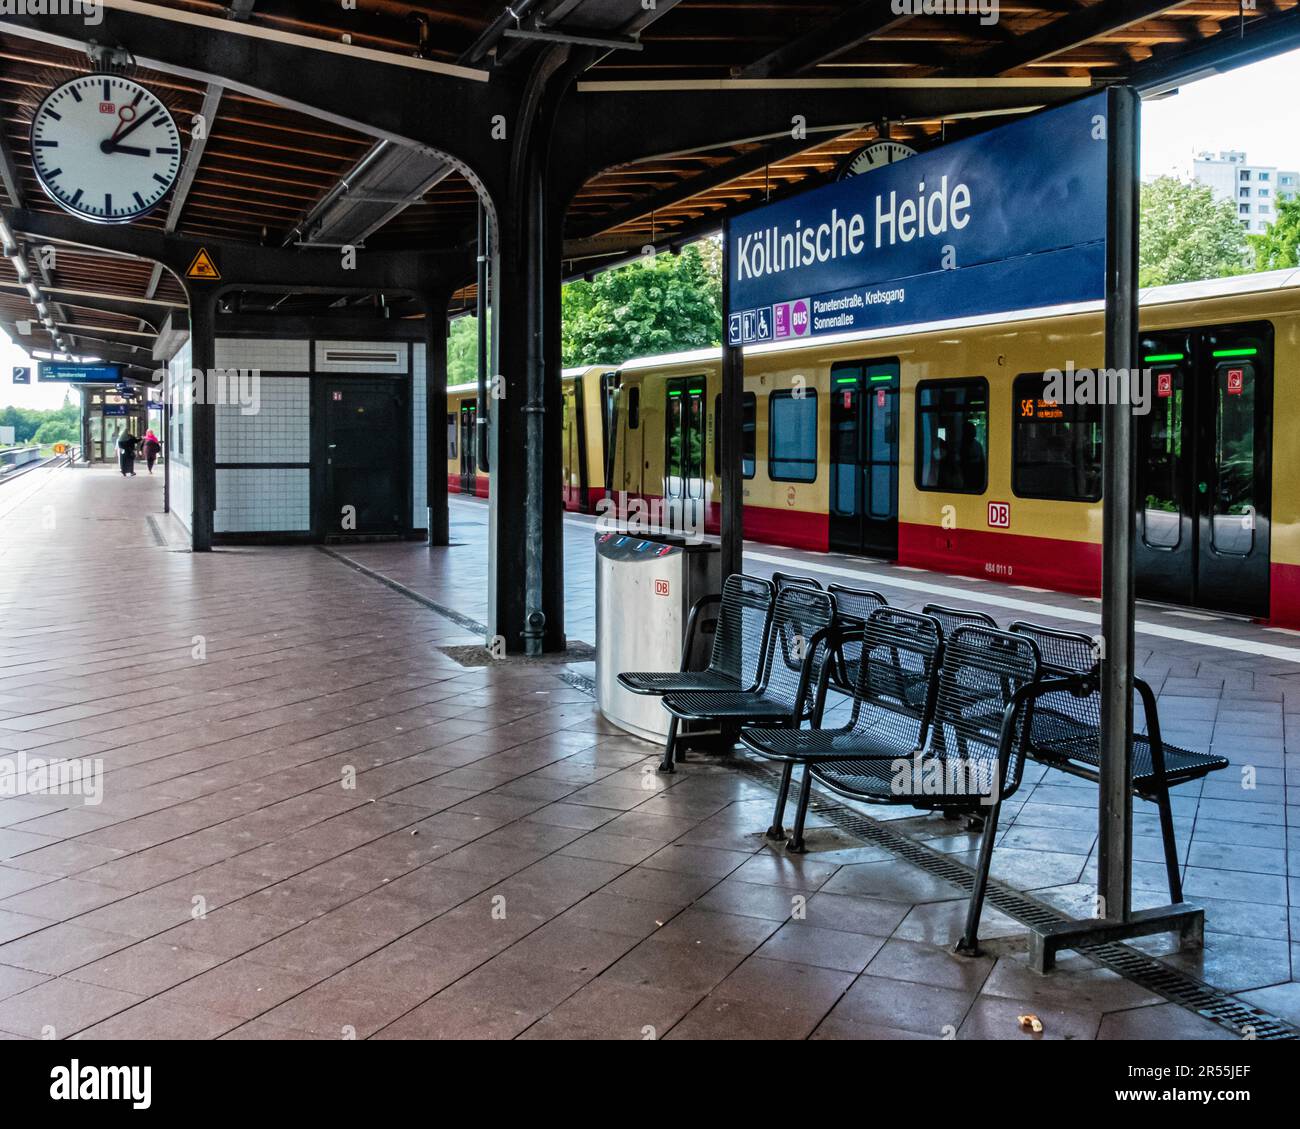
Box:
321 347 402 366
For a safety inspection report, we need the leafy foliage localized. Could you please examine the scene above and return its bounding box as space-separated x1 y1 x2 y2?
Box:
561 241 722 367
1 399 78 446
1139 175 1248 287
1248 191 1300 270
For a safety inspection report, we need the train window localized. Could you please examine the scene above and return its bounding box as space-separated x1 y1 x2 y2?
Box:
712 392 757 479
446 413 457 460
627 386 640 429
769 390 818 483
1012 373 1101 502
915 378 988 494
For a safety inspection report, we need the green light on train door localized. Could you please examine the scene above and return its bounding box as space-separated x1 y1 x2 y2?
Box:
1144 353 1184 363
1212 347 1258 358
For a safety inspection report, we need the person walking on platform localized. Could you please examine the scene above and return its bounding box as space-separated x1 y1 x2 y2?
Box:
117 431 140 477
142 430 162 475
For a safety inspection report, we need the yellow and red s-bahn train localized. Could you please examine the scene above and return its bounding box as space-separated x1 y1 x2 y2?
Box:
447 365 618 511
452 270 1300 626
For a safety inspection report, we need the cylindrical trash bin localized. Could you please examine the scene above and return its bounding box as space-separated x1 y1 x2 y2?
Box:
595 532 721 742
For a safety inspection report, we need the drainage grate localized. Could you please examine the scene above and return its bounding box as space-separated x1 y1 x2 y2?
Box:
438 641 596 668
735 758 1300 1041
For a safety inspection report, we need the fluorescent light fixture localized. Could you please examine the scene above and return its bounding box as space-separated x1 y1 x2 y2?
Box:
25 282 40 299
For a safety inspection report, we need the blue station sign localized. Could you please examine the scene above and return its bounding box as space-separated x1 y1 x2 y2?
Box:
726 92 1108 344
37 362 125 384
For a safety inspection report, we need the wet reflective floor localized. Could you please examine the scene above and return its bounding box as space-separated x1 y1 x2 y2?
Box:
0 470 1293 1039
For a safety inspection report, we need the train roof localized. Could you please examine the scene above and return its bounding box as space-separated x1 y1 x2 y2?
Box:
617 267 1300 372
447 364 607 394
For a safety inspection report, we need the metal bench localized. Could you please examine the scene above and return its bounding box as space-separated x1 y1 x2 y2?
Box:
617 574 774 698
921 603 998 637
659 586 836 774
825 584 889 695
771 571 823 592
1008 620 1230 903
744 620 1063 954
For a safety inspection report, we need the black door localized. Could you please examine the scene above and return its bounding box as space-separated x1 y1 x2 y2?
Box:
324 379 406 535
1136 323 1272 617
828 359 899 558
459 403 477 494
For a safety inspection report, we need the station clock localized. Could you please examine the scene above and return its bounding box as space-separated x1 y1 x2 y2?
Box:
839 140 918 179
29 74 183 224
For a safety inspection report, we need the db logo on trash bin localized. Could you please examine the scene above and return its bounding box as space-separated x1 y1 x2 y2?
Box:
654 579 670 596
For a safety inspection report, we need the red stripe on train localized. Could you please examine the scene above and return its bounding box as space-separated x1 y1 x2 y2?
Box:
897 522 1102 594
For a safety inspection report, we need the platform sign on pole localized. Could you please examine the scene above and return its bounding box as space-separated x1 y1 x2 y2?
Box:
726 92 1109 340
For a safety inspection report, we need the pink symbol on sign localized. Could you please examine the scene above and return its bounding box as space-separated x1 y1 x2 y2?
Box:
790 299 810 336
774 303 791 338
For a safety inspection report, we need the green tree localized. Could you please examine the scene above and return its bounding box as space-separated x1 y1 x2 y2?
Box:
1248 191 1300 270
1139 176 1248 287
561 240 722 366
447 315 480 386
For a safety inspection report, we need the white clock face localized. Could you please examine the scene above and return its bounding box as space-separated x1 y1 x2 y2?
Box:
842 141 918 179
30 74 182 224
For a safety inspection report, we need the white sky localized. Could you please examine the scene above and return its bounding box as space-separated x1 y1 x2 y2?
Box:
2 45 1296 412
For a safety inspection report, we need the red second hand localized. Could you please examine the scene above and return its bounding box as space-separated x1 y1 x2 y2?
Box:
112 105 136 142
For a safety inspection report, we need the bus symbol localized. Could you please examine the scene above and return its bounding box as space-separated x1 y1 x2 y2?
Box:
988 502 1011 528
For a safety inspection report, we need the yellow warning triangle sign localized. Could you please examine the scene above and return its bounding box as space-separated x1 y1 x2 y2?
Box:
186 247 221 281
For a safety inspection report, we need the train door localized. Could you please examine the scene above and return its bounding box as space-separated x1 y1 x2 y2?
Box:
1136 323 1272 617
828 359 899 558
459 402 477 494
664 377 706 533
561 376 590 511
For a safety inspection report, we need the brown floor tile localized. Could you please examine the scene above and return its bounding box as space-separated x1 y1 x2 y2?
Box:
0 976 143 1038
665 997 820 1040
157 957 322 1019
0 921 135 975
73 999 243 1040
67 939 224 996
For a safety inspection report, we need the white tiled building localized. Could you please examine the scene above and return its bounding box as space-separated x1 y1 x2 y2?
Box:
1191 150 1300 235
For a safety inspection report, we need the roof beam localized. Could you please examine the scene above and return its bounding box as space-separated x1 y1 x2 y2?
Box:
740 2 913 78
568 130 857 240
948 1 1191 77
1132 5 1300 95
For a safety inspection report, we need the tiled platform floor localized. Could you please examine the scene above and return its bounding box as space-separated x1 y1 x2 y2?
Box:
0 468 1294 1040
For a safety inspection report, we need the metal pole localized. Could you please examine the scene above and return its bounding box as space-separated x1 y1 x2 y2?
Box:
719 221 743 580
1098 85 1141 922
475 201 490 474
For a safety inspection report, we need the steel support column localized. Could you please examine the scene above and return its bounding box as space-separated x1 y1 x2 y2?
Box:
487 49 571 656
719 218 744 580
188 291 218 552
476 202 490 476
426 293 450 547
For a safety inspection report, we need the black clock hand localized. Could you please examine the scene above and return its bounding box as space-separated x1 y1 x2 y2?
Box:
104 105 158 150
104 144 150 157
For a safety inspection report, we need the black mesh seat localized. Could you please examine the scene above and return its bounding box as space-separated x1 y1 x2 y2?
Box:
743 608 940 837
825 584 889 694
750 623 1055 955
1009 621 1229 903
921 603 998 637
659 586 836 773
618 574 773 697
772 572 823 592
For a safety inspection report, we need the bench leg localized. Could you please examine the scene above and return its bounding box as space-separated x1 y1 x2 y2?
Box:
1153 788 1184 903
766 762 794 842
955 800 1001 957
658 717 679 774
787 766 814 854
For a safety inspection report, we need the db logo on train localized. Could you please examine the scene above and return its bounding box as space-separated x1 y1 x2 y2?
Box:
654 579 670 597
987 501 1011 529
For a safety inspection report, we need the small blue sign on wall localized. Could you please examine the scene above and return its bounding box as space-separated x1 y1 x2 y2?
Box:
727 92 1109 342
12 366 30 385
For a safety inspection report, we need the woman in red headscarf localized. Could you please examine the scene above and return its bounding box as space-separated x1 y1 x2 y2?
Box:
142 430 162 475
